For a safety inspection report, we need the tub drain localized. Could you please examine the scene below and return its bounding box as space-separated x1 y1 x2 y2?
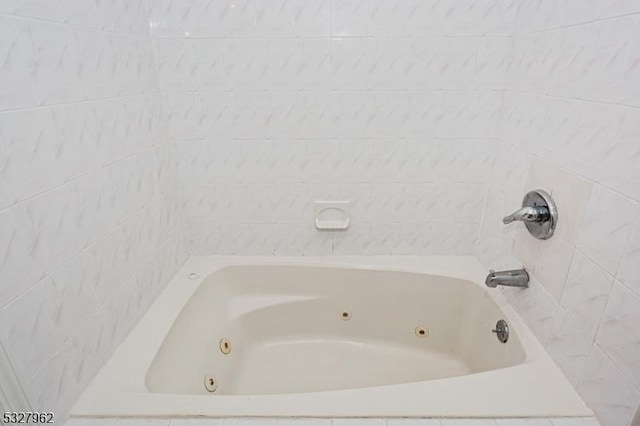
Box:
204 375 217 392
219 338 231 354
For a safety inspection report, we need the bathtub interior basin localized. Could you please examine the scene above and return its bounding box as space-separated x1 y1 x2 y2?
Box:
146 265 526 395
70 256 592 419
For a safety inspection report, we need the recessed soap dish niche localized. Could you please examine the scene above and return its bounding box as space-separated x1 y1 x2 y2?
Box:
314 201 350 230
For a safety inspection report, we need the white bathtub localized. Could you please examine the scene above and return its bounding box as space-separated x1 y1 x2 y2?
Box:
71 256 592 419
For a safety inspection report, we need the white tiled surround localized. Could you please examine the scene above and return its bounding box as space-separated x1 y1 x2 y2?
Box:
150 0 515 255
476 2 640 426
2 1 640 426
0 0 187 419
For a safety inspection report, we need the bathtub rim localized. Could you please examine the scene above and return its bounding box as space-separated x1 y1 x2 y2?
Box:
70 255 593 419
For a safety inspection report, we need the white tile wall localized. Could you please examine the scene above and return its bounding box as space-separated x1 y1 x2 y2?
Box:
476 2 640 425
152 0 514 255
0 0 187 420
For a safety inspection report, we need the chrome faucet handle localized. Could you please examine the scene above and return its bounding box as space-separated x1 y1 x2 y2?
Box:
501 190 558 240
502 206 549 225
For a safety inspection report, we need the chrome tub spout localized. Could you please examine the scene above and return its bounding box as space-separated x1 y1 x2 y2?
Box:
485 269 529 288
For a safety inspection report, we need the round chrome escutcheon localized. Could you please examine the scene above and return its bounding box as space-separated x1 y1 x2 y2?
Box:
522 190 558 240
492 319 509 343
